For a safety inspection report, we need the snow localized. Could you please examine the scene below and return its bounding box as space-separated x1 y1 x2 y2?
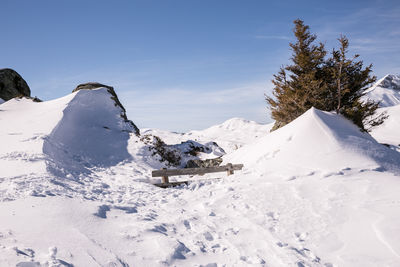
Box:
143 117 274 154
364 74 400 151
364 74 400 107
0 98 4 104
225 107 400 175
43 88 134 177
370 104 400 150
1 86 400 266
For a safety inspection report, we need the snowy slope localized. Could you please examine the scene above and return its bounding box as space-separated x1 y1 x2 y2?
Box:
364 74 400 107
370 104 400 149
0 98 4 104
364 74 400 150
1 89 400 266
0 93 76 179
225 107 400 176
143 118 274 154
223 108 400 266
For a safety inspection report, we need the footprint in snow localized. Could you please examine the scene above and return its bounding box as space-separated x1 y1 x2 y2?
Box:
295 232 308 242
171 241 192 260
203 232 214 241
183 220 191 230
14 247 35 258
150 224 168 235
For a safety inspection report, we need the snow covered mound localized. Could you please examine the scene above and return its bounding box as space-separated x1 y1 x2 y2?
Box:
225 107 400 176
0 88 137 181
364 74 400 107
0 98 4 104
143 117 273 154
43 88 135 177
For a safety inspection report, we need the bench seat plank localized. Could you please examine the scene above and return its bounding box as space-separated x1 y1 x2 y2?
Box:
152 164 243 177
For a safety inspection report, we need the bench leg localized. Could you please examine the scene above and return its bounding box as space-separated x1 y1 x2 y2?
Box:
162 176 169 183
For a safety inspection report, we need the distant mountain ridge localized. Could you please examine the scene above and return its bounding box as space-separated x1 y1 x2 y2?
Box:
364 74 400 107
143 118 274 154
375 74 400 90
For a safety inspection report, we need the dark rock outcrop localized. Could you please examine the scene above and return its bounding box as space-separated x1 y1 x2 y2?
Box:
185 157 223 168
73 82 140 135
141 134 182 166
0 68 31 101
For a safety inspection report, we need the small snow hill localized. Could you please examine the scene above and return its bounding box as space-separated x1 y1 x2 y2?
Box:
365 74 400 150
143 118 274 154
225 107 400 176
0 88 135 179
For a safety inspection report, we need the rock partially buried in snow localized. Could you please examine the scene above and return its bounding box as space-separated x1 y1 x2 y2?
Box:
73 82 140 136
0 68 31 101
43 88 137 177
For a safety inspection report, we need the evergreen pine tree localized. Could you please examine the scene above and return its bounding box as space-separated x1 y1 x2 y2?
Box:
266 19 328 130
326 35 387 131
267 20 386 132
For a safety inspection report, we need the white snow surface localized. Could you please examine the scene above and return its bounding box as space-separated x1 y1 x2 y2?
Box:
1 89 400 266
143 117 274 154
364 74 400 151
364 74 400 107
0 98 4 104
370 104 400 150
225 107 400 175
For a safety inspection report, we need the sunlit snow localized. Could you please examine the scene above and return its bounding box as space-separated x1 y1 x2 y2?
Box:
1 82 400 266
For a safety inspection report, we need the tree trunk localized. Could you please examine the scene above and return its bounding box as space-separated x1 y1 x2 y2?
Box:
336 62 343 114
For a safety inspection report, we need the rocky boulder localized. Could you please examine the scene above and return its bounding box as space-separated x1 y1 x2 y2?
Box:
185 157 223 168
0 68 31 101
73 82 140 135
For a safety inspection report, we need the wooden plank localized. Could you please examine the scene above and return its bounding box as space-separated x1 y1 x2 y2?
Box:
153 177 223 188
152 164 243 177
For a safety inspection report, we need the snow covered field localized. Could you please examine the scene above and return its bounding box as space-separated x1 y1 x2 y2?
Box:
1 76 400 266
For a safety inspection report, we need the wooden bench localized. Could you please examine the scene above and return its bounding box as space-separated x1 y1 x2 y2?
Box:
152 163 244 188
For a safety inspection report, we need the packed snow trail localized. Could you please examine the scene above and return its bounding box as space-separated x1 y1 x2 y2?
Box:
1 168 399 266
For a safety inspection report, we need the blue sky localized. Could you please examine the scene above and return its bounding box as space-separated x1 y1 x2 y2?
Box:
2 0 400 131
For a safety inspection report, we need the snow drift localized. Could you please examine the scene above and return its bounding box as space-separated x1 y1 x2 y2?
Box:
225 107 400 176
43 88 135 177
